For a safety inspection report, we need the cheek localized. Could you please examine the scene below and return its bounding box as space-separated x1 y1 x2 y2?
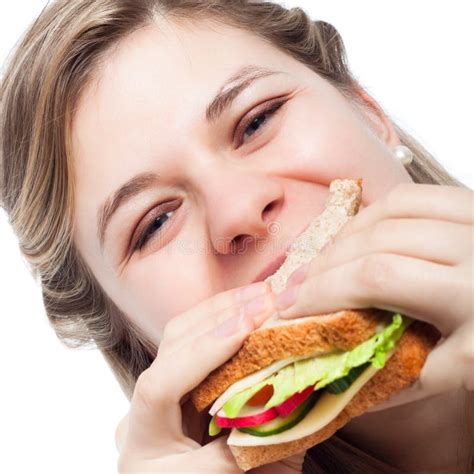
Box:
118 243 214 340
268 96 411 204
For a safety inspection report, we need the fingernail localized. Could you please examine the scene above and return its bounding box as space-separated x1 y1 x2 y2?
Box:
276 285 299 311
287 262 310 288
238 282 268 303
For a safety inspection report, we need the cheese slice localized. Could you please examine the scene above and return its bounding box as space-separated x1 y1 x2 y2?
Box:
227 350 391 446
209 349 337 416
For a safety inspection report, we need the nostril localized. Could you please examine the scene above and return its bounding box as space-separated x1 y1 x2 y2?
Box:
264 200 282 222
233 235 252 253
263 202 275 214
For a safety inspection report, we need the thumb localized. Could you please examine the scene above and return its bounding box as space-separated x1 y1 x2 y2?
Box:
189 436 244 473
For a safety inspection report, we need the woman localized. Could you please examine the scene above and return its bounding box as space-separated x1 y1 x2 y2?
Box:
1 1 472 472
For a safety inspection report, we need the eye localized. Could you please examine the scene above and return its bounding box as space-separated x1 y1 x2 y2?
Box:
134 211 173 251
132 204 177 252
235 99 286 148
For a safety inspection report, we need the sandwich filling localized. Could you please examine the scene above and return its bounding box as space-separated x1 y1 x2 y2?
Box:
208 313 412 439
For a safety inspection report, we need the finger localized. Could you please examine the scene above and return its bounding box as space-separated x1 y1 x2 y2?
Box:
307 219 471 272
118 436 242 474
276 253 465 335
159 289 277 356
174 436 243 473
159 281 271 341
368 321 474 411
337 184 473 243
126 292 275 452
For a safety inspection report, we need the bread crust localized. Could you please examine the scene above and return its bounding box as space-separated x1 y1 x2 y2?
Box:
191 308 388 412
228 320 441 471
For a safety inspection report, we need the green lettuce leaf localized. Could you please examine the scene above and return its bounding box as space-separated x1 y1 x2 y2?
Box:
263 313 410 408
219 313 411 420
209 415 222 436
314 313 410 389
222 379 274 418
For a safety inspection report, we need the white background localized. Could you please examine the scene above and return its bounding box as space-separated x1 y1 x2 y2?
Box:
1 1 472 473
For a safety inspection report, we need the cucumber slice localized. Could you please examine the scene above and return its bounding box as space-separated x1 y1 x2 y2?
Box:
326 362 371 394
237 390 322 437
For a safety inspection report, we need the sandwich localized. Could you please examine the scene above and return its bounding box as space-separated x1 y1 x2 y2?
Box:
190 179 441 471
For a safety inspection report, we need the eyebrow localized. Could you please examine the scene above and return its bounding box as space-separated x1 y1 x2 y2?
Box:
206 65 281 123
97 65 282 250
98 172 160 249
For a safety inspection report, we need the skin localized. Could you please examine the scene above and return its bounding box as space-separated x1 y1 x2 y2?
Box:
71 18 472 473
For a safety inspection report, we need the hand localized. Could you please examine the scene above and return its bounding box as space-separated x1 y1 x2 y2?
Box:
114 280 277 473
248 451 306 474
274 183 473 411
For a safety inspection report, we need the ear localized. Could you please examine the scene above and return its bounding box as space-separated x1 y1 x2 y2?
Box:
352 87 401 148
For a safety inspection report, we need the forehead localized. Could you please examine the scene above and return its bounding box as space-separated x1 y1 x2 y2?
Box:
71 17 300 170
72 21 296 162
74 17 296 123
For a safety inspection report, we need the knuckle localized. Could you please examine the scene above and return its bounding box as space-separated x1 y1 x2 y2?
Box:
134 366 177 411
135 359 182 409
356 254 394 293
162 317 180 341
385 183 413 214
393 181 415 195
368 220 390 249
133 370 157 410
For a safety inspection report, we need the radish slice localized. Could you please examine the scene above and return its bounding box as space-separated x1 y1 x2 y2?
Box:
216 405 278 428
275 386 314 418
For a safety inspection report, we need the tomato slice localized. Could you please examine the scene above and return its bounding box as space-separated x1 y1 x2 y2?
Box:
216 405 278 428
246 384 274 406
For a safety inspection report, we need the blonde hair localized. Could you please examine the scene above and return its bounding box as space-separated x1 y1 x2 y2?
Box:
0 1 463 472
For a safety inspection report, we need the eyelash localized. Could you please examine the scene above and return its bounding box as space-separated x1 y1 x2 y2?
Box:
235 99 285 147
133 209 174 252
132 100 285 252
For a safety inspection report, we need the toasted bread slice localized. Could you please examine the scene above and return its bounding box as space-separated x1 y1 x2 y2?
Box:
191 308 388 412
228 320 441 471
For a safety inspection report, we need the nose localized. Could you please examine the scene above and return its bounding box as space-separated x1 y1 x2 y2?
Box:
199 164 283 255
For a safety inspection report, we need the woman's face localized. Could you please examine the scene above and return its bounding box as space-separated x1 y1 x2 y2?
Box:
72 19 412 344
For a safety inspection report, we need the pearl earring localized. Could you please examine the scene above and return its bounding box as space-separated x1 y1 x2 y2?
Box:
393 145 414 166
